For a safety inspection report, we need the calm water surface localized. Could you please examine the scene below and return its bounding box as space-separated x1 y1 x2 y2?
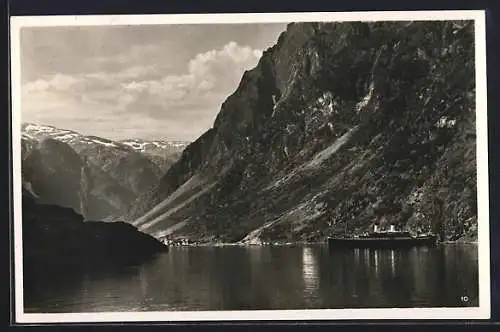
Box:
24 244 479 312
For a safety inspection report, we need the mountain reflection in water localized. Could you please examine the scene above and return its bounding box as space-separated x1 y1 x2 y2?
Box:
24 244 479 313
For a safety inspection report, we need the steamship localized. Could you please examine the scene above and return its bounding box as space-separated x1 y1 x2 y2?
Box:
327 224 438 249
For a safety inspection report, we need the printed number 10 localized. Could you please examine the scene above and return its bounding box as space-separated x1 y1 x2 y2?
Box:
461 296 469 302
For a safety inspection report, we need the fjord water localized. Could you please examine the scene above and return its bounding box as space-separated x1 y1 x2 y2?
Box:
24 244 478 312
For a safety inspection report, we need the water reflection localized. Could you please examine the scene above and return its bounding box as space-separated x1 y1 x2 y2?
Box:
302 247 320 305
24 244 479 312
390 250 396 277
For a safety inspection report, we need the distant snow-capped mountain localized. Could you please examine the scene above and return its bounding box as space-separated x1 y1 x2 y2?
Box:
120 139 189 153
21 123 189 153
20 122 189 221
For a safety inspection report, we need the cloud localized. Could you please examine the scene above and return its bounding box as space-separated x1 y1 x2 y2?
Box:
21 41 263 141
188 41 261 85
23 74 80 94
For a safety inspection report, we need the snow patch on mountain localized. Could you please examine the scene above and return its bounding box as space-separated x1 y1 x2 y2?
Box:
22 123 189 152
23 123 61 135
120 139 189 152
90 139 118 148
22 132 35 140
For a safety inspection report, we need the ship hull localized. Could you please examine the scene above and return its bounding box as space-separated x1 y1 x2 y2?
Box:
327 236 438 249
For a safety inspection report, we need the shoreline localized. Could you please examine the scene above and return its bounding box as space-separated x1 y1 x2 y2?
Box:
160 240 479 248
439 240 478 245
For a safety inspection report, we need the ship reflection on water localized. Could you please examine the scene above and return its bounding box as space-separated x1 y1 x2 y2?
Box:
24 244 479 312
326 245 478 308
347 248 397 278
301 247 320 304
390 250 395 277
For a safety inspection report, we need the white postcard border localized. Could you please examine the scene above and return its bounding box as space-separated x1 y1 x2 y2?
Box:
10 10 490 323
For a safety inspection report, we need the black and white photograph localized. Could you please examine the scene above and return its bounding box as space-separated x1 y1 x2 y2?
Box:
10 11 490 323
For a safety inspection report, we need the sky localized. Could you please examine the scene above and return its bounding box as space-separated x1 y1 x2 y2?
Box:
20 23 287 141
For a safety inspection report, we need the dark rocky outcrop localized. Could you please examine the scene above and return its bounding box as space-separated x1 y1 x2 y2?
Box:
22 190 167 275
128 21 477 244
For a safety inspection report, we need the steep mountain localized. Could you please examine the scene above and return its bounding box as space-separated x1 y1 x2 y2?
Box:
128 21 477 244
21 124 188 220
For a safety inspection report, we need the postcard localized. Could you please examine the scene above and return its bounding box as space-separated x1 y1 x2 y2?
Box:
10 10 490 323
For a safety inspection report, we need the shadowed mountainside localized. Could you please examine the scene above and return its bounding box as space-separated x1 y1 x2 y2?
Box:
127 21 477 245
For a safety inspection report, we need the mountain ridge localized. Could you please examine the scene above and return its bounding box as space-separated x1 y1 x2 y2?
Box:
22 122 190 152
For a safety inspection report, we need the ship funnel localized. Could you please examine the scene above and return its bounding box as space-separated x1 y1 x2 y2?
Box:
374 225 379 232
389 224 395 232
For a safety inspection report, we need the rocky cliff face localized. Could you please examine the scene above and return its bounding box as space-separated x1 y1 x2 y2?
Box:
21 124 188 220
127 21 477 244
